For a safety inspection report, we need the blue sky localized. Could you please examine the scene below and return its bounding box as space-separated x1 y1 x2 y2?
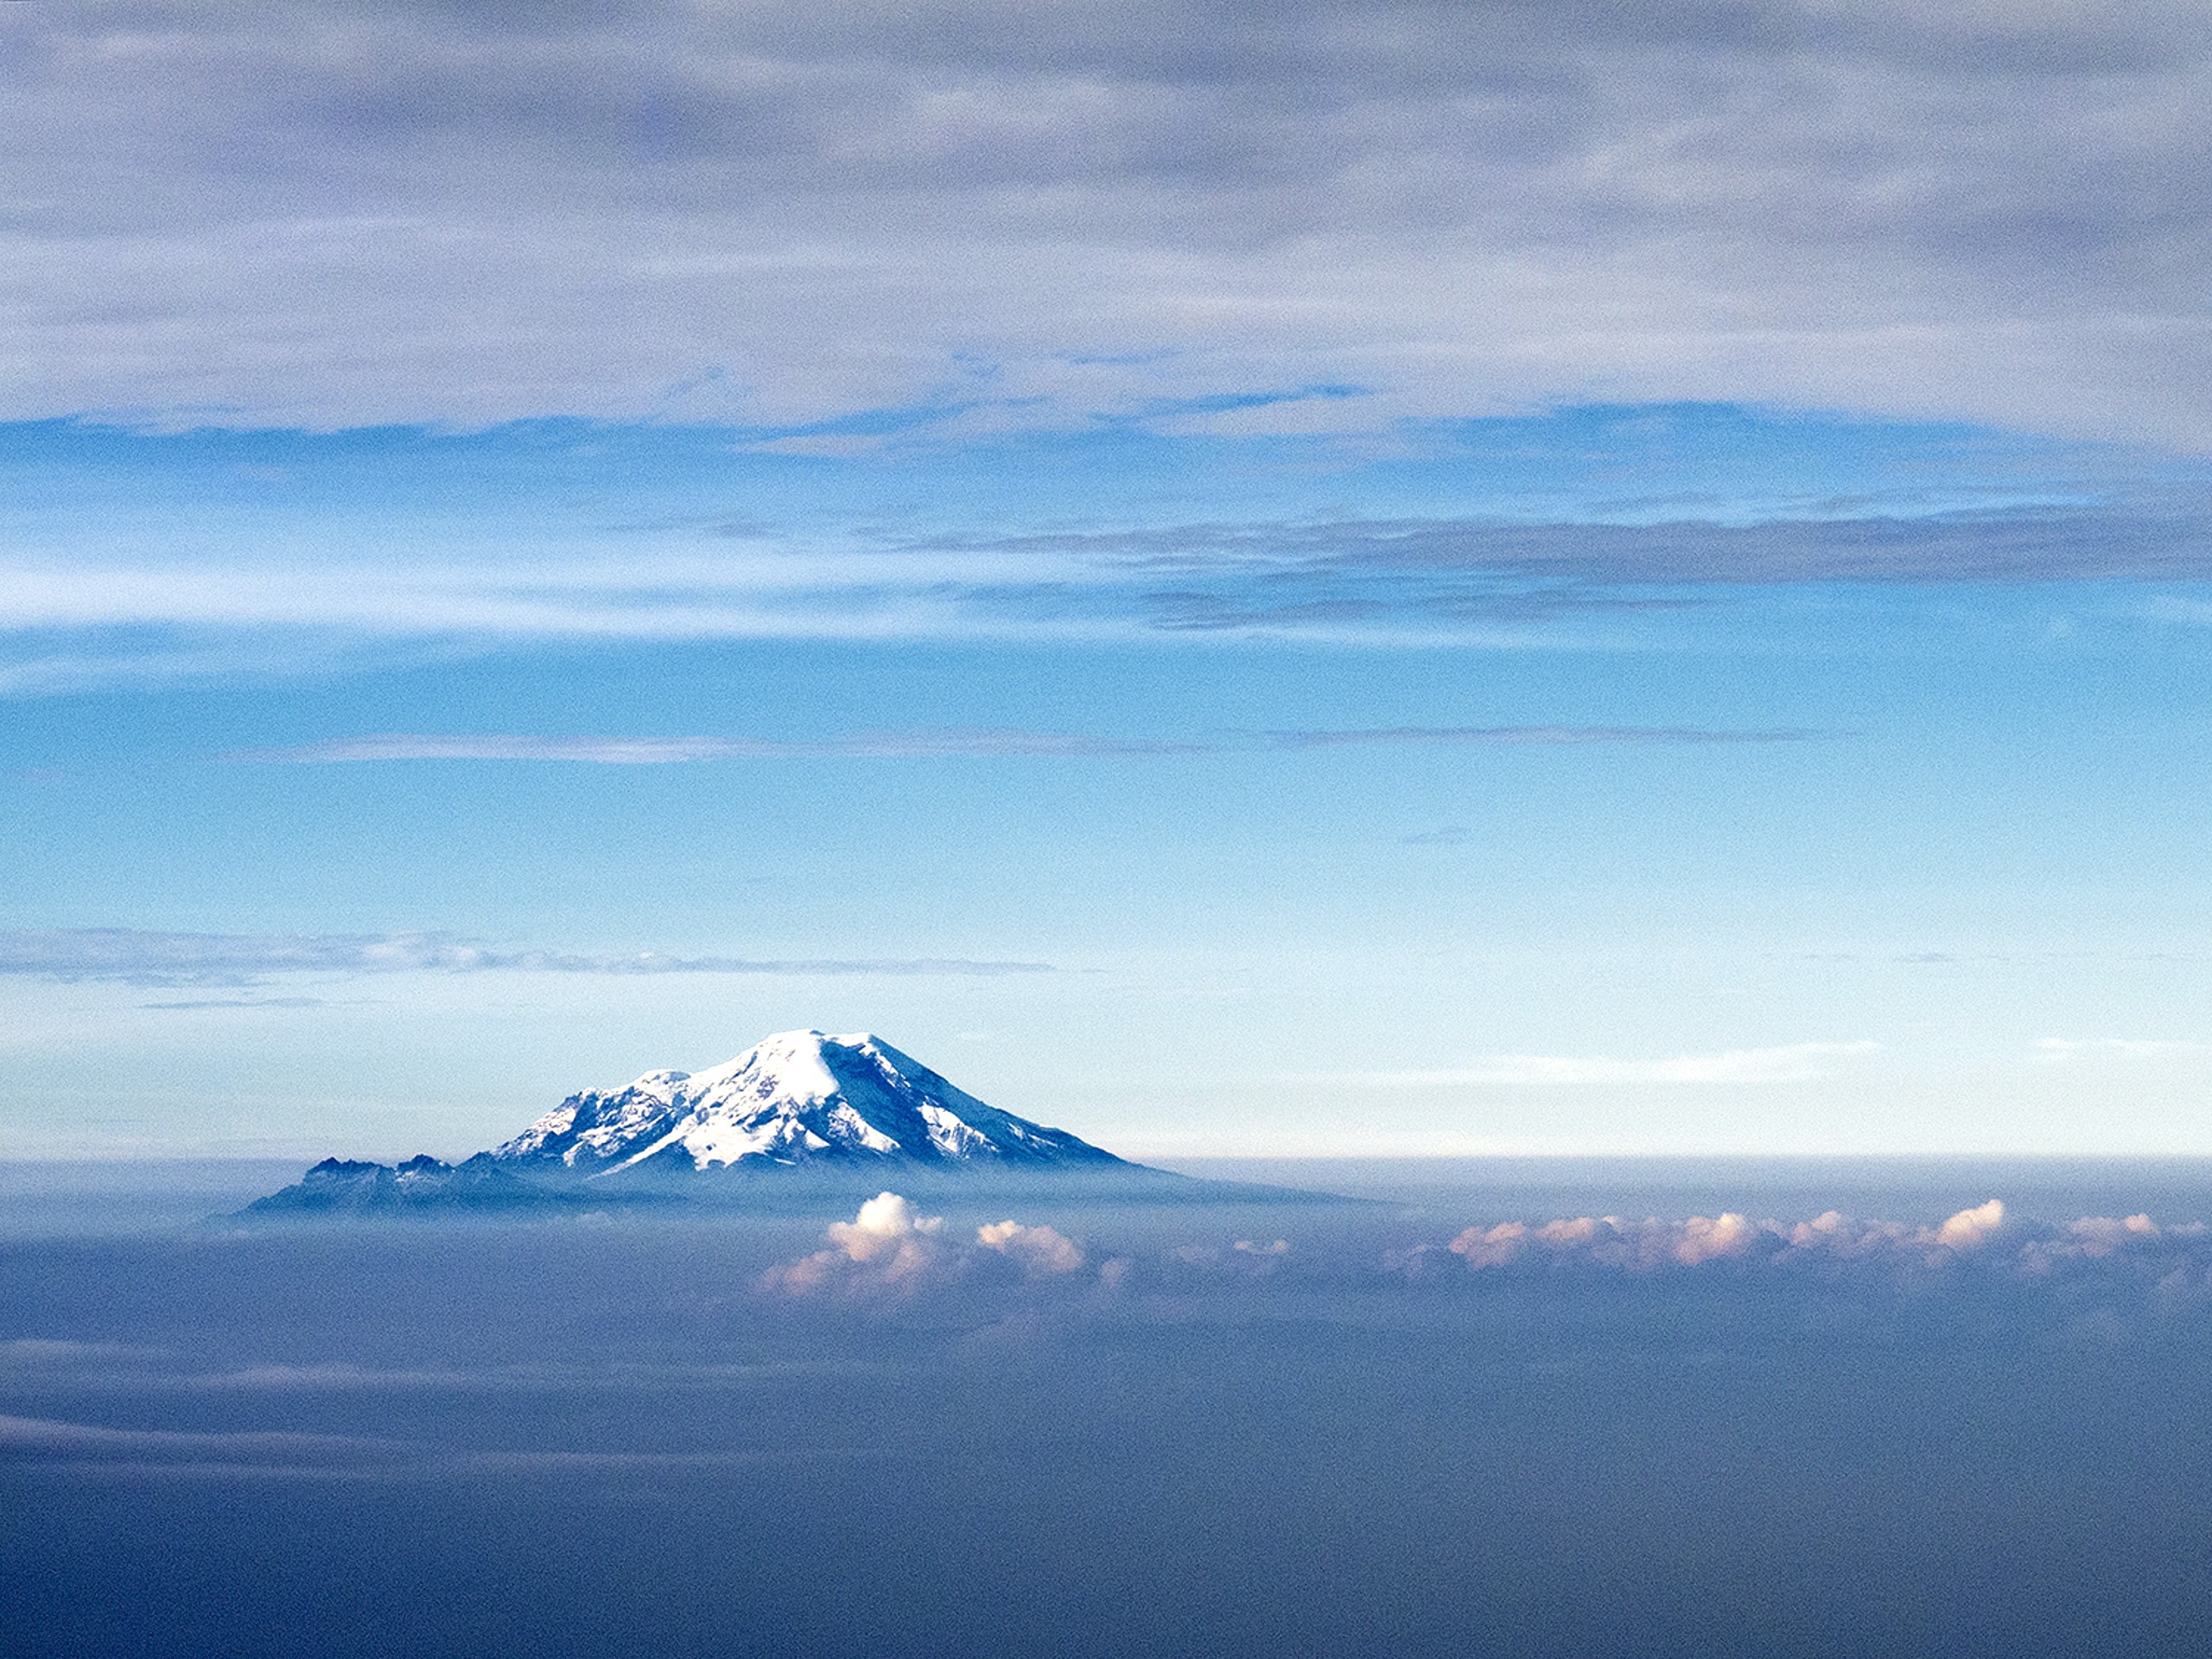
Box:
10 409 2212 1159
4 2 2212 1158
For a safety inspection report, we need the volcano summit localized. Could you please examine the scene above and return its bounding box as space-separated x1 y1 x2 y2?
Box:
493 1029 1127 1177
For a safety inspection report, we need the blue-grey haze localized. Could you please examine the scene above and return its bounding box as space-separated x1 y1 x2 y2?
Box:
8 1162 2212 1658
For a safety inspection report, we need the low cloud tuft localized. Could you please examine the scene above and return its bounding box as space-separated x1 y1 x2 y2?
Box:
1934 1199 2006 1252
1428 1198 2205 1278
763 1192 948 1294
976 1219 1085 1275
767 1195 1095 1294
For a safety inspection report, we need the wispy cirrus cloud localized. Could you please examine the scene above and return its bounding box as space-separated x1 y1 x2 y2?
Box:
0 1411 774 1479
10 498 2207 702
0 1413 416 1478
137 996 329 1011
0 929 1052 988
2033 1038 2212 1064
0 1414 398 1463
3 405 2206 704
232 730 1200 765
977 500 2212 589
233 724 1827 766
1259 724 1828 750
1357 1041 1880 1087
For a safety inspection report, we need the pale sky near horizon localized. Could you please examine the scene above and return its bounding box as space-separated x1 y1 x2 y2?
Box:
5 2 2212 1160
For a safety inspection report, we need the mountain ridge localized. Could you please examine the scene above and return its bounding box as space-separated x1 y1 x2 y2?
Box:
240 1028 1219 1217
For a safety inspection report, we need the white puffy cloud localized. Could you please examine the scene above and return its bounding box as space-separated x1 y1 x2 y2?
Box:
1450 1211 1765 1269
829 1192 944 1261
1446 1199 2021 1272
1673 1213 1758 1266
1934 1199 2005 1252
1447 1222 1528 1268
763 1192 947 1294
976 1218 1085 1274
2068 1213 2160 1259
767 1194 1096 1293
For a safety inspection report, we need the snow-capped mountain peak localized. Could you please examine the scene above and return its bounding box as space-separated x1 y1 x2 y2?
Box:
490 1029 1122 1178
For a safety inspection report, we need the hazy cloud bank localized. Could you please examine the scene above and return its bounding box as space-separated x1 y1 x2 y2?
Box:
2 2 2208 443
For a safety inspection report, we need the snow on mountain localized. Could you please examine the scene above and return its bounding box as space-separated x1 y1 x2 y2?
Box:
491 1029 1125 1178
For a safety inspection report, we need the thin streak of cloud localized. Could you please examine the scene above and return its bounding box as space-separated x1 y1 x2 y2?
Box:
1358 1041 1881 1087
2033 1038 2212 1064
0 928 1052 988
231 725 1827 766
1258 725 1829 750
136 996 328 1011
232 730 1201 764
0 1413 404 1466
0 1412 802 1481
